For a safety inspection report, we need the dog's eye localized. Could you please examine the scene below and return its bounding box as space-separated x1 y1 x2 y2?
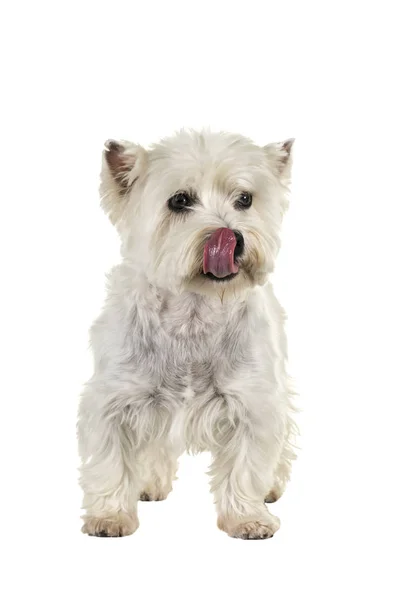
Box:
168 192 195 212
235 192 253 210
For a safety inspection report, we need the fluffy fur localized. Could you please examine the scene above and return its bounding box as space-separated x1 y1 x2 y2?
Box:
78 129 297 539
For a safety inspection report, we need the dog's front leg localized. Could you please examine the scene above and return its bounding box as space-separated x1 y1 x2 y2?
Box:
209 396 285 540
78 381 140 537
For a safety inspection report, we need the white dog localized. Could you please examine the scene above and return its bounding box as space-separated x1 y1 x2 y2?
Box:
78 129 297 539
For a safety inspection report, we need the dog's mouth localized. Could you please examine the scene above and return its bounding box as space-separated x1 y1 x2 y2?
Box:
202 228 242 282
202 272 238 282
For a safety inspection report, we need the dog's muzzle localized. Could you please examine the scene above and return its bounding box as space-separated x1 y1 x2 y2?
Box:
203 228 244 278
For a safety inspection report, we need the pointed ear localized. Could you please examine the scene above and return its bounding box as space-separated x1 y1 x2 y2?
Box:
264 138 295 182
100 139 147 225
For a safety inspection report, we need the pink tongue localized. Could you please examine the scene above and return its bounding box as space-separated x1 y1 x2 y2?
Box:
203 228 239 278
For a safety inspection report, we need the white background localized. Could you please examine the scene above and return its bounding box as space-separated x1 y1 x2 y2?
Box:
1 1 399 599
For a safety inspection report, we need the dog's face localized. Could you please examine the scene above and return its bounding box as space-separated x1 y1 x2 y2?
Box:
101 130 293 296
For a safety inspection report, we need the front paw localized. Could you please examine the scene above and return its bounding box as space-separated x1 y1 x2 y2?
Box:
218 511 280 540
82 512 139 537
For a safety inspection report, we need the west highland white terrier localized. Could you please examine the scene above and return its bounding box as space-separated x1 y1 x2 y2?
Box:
78 129 297 539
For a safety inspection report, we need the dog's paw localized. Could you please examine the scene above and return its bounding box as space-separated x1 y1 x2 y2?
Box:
264 488 281 503
139 483 172 501
218 512 280 540
139 491 167 501
82 512 139 537
265 480 286 503
229 520 278 539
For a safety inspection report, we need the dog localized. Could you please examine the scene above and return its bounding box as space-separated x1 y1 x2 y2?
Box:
78 129 297 539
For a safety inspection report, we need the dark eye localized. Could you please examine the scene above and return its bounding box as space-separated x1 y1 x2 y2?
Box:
235 192 253 210
168 192 195 212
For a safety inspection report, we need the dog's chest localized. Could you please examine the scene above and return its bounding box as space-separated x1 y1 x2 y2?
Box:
156 294 251 386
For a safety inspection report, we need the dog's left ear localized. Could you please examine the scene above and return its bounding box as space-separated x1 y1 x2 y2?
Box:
264 139 294 183
100 139 147 225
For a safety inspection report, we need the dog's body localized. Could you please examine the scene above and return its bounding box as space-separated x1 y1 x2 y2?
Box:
78 130 297 539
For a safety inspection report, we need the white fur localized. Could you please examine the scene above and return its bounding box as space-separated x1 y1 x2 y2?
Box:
78 129 297 539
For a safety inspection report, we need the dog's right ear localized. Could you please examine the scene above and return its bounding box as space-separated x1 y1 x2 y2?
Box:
100 139 147 225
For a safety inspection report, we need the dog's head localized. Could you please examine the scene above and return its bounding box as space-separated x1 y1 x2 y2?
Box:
100 130 293 296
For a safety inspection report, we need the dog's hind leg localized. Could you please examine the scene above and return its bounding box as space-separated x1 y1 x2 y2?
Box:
265 414 297 503
138 442 181 501
264 439 295 503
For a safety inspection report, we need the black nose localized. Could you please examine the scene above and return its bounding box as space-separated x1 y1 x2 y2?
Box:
233 230 245 260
